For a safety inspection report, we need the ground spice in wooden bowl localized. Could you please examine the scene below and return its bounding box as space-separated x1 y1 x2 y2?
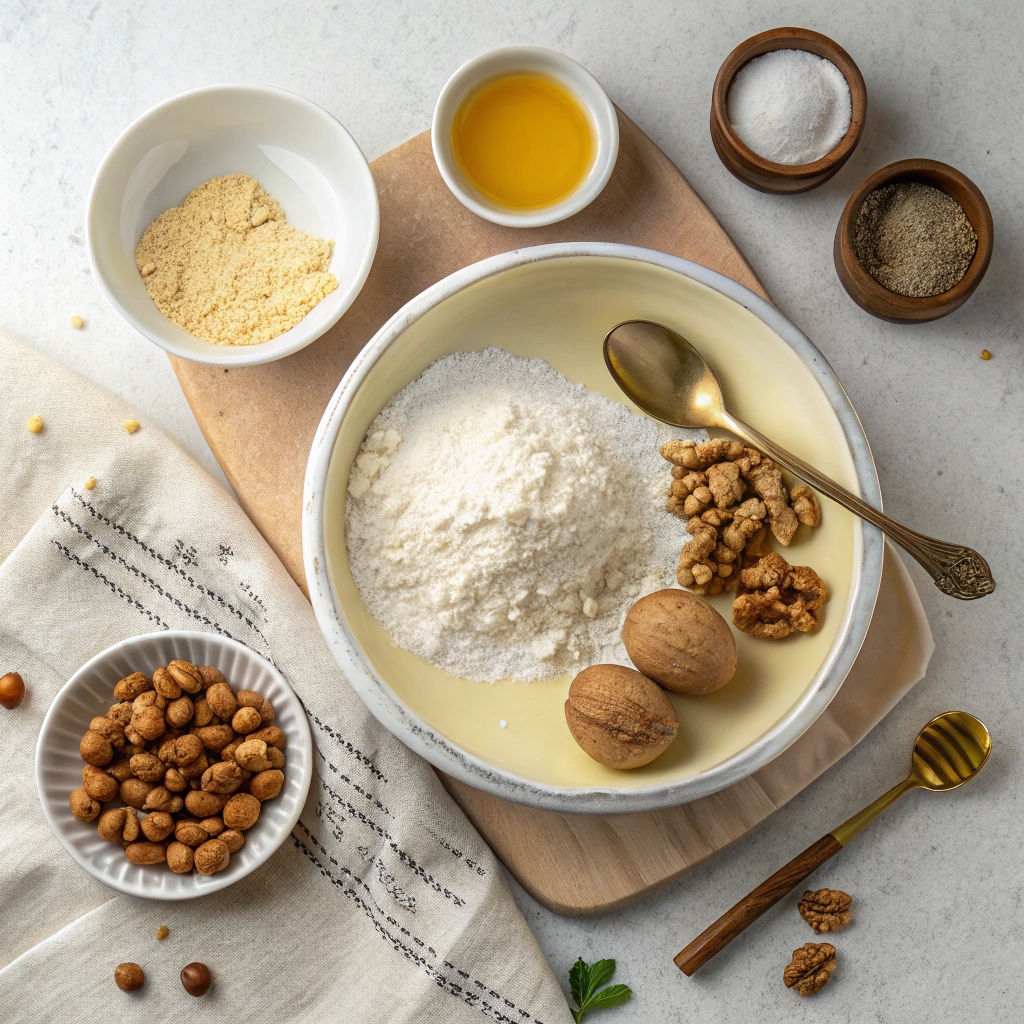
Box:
852 182 977 298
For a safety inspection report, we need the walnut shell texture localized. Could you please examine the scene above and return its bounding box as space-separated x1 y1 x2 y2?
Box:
622 589 737 695
564 665 679 769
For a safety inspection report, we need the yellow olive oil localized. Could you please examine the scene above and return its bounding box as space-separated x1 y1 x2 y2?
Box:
451 74 594 210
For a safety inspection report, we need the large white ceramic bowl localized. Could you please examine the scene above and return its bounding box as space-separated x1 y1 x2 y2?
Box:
432 47 619 227
36 631 312 899
87 84 379 366
303 243 883 814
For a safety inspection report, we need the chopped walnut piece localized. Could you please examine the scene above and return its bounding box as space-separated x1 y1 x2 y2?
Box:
798 889 852 934
746 459 799 545
784 942 837 996
706 460 744 509
733 552 827 638
791 485 821 527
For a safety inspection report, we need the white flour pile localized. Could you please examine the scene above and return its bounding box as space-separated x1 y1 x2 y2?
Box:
345 348 686 683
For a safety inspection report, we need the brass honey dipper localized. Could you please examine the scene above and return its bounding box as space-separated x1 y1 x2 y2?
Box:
674 711 992 975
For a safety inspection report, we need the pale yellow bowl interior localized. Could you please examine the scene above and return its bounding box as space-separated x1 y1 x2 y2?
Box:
323 256 860 790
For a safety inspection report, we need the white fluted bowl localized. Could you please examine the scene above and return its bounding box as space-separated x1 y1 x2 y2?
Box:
36 631 312 899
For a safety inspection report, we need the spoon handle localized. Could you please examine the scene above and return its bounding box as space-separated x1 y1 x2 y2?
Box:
723 415 995 600
674 834 841 977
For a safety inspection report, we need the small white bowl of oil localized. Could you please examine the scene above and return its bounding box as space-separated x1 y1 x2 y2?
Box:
431 47 619 228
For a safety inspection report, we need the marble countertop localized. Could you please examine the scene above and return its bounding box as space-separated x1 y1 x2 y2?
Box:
2 1 1021 1020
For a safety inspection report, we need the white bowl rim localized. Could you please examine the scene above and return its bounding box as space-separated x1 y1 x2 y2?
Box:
431 46 620 228
85 82 380 368
35 629 313 898
302 242 884 814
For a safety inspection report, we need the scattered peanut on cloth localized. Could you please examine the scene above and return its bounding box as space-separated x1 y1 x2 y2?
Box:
69 659 286 877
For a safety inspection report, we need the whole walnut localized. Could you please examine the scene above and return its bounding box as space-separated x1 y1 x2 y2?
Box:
199 817 224 836
158 733 203 767
236 689 274 725
784 942 837 996
164 768 188 792
265 746 286 770
622 589 737 695
192 696 215 728
564 665 679 769
107 758 135 783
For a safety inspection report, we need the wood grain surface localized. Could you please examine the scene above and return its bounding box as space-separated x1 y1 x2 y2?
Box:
674 833 842 975
171 110 926 916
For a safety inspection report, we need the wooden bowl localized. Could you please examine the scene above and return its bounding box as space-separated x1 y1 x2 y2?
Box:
711 27 867 194
834 159 993 323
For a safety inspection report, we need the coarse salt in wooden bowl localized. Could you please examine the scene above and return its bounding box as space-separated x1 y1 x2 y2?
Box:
710 27 867 194
833 158 994 324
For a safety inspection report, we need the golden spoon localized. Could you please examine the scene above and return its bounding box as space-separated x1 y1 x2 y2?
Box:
603 320 995 599
674 711 992 976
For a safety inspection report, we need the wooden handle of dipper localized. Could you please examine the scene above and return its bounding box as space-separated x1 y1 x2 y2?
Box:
674 834 841 976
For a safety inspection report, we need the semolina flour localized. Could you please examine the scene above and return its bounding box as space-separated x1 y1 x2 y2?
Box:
135 173 337 346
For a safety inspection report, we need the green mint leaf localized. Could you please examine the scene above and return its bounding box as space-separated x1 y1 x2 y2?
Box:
582 959 615 1002
569 957 590 1009
583 983 633 1012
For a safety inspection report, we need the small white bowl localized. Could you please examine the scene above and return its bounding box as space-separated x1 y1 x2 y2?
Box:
87 85 379 367
431 47 619 227
35 631 312 899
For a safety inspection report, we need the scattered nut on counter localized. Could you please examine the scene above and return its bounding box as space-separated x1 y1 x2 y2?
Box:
783 942 837 996
156 925 169 941
114 962 145 992
0 671 26 709
621 589 737 695
124 418 140 433
564 664 679 769
798 888 853 934
26 415 43 434
71 315 85 329
180 961 212 997
68 659 286 876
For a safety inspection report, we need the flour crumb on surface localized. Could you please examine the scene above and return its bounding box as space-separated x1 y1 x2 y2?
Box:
135 173 337 347
345 348 694 683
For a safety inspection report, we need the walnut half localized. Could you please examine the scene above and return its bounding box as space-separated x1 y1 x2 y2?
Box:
732 552 827 639
798 888 853 934
784 942 837 996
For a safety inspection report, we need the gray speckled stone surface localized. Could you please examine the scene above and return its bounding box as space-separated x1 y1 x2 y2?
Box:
2 2 1021 1020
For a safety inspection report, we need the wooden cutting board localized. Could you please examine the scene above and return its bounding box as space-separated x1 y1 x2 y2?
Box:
171 111 925 915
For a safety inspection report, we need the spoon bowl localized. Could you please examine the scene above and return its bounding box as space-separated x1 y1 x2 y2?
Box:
911 711 991 791
603 319 995 600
